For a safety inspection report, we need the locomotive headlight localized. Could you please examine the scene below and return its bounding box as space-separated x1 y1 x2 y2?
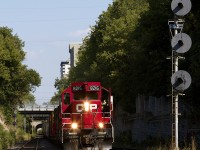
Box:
71 123 78 129
84 102 90 112
98 122 104 128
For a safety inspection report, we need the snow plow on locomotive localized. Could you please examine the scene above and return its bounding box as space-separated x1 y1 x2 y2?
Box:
45 82 114 150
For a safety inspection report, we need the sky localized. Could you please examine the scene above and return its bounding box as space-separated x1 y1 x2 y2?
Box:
0 0 113 105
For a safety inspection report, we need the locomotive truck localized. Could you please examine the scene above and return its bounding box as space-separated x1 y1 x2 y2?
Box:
44 81 114 150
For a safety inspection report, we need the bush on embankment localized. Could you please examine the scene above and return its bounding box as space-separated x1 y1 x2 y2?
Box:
0 125 15 149
0 106 32 149
0 124 32 149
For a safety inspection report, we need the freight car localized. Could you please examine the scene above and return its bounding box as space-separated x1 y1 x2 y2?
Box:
44 81 114 150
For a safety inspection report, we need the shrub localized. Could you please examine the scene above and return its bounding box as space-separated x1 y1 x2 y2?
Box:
0 125 13 149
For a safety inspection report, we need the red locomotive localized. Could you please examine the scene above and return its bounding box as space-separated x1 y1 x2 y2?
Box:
46 81 114 150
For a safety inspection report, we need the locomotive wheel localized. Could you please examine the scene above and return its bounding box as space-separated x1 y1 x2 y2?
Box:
63 140 79 150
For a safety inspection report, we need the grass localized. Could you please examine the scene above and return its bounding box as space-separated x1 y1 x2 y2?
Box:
147 137 197 150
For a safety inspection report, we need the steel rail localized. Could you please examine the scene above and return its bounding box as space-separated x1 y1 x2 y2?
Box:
18 138 40 150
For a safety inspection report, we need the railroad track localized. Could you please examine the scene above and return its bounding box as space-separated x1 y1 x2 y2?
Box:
8 136 45 150
111 147 136 150
9 137 136 150
17 135 45 150
8 134 64 150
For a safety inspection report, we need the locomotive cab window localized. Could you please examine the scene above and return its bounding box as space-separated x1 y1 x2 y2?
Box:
102 89 109 112
64 93 70 105
74 92 98 100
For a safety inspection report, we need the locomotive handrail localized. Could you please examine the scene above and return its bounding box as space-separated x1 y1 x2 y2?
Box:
62 112 111 118
62 112 110 115
62 111 111 119
62 111 111 130
62 112 111 119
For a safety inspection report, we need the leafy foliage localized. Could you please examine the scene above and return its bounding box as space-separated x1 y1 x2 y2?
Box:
59 0 200 113
54 77 69 93
49 94 60 105
0 125 14 149
22 93 36 105
66 0 170 112
0 27 41 108
49 77 69 104
0 26 41 132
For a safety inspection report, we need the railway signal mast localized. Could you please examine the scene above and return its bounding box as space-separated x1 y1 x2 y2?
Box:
168 0 192 149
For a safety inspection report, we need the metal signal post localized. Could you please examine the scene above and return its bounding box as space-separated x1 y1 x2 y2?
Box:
172 50 179 150
169 0 192 149
169 19 182 150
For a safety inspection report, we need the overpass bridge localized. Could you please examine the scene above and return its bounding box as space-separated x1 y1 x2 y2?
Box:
18 104 58 119
17 104 58 134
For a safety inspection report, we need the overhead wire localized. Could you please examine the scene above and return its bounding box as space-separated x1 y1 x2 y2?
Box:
0 18 96 23
0 5 107 10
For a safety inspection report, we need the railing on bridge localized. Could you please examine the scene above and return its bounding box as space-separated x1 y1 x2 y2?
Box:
18 104 59 112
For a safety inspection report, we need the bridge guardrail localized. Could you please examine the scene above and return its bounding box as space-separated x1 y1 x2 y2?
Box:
18 105 59 111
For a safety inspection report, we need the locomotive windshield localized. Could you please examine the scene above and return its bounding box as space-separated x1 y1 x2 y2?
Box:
74 92 98 100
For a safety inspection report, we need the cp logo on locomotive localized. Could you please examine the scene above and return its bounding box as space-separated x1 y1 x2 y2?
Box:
76 104 97 112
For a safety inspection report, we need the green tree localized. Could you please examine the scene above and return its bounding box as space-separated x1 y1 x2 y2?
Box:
54 77 69 93
49 77 69 104
49 94 60 105
67 0 152 112
180 0 200 116
64 0 200 113
0 27 41 123
22 93 36 105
